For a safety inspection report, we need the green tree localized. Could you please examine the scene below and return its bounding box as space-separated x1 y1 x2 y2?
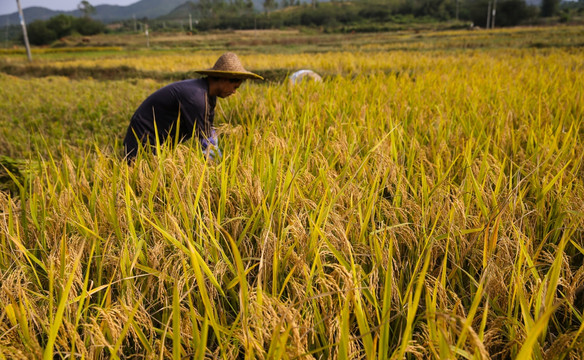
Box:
264 0 277 13
198 0 215 18
73 17 106 35
466 0 536 26
497 0 537 25
27 20 58 45
541 0 559 16
245 0 254 12
47 14 75 38
78 1 96 18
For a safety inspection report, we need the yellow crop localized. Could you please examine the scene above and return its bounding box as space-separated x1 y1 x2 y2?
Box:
0 26 583 359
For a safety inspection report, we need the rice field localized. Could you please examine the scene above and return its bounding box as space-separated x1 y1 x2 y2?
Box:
0 26 583 359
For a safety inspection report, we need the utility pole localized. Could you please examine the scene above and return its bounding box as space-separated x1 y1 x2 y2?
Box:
16 0 32 61
491 0 497 29
133 14 137 32
189 14 192 31
145 23 149 48
5 18 9 49
486 0 492 29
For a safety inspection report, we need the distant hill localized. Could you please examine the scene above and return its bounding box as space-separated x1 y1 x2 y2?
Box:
161 1 266 21
0 6 63 24
161 2 200 20
94 0 193 21
0 0 189 25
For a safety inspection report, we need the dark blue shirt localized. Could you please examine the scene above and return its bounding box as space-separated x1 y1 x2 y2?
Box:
124 78 217 159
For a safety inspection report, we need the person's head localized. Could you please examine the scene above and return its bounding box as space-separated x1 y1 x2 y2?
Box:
196 52 263 98
208 76 244 98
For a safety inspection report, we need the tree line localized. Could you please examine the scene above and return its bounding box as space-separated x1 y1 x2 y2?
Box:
16 0 584 46
26 15 106 45
133 0 578 32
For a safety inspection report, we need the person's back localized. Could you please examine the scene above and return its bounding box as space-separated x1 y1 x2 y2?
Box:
123 78 215 159
123 52 263 163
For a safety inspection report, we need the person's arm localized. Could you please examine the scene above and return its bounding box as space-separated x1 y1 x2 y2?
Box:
200 128 222 161
177 81 221 160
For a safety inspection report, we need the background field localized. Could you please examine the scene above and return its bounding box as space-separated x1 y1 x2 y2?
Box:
1 26 583 359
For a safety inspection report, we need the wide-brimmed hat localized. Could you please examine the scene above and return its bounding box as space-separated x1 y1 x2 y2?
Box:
196 52 263 80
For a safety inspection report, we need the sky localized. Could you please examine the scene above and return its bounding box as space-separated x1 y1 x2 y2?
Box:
1 1 138 16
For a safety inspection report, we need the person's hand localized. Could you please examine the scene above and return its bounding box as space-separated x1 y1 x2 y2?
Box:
205 144 222 161
201 130 221 161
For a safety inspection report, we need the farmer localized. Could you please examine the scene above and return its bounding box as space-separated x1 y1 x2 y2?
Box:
123 52 263 162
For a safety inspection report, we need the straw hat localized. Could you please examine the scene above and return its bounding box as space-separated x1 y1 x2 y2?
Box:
196 52 263 80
